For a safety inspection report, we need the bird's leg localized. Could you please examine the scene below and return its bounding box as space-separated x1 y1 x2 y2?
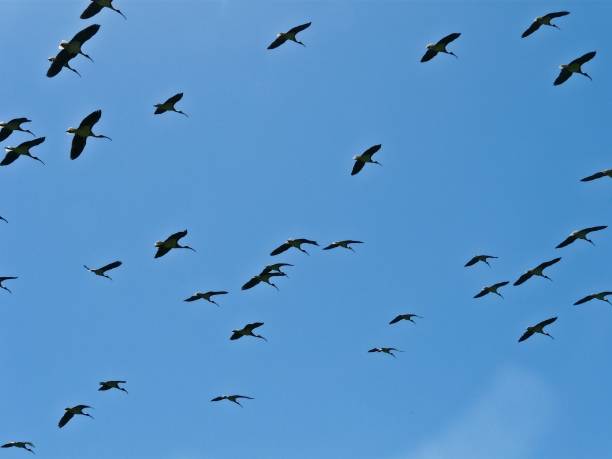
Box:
298 247 310 255
84 413 94 419
66 64 82 77
295 40 305 46
605 299 612 306
348 246 355 252
175 110 189 118
29 155 45 165
581 72 592 81
387 352 397 358
103 274 113 280
0 285 11 293
120 388 128 394
585 238 595 246
267 281 279 291
113 7 127 19
94 133 112 141
0 216 7 223
255 334 268 342
542 275 553 282
232 400 243 407
181 245 196 252
80 51 94 63
211 300 220 307
447 51 458 58
373 161 382 167
484 260 491 267
551 24 561 30
83 265 91 272
20 128 36 137
494 291 504 299
543 332 554 340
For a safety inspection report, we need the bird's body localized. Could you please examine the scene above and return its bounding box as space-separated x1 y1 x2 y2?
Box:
464 254 498 267
556 226 607 248
67 110 112 160
514 258 562 286
1 137 46 166
271 238 319 256
474 281 509 299
368 347 402 357
1 442 35 454
210 395 254 407
83 261 122 279
230 322 267 341
81 0 126 20
574 291 612 306
351 144 382 176
154 230 195 258
554 51 596 86
581 169 612 182
242 270 286 291
421 33 461 62
518 317 557 342
323 240 363 252
59 24 100 62
184 290 228 306
0 118 35 142
0 276 17 293
267 22 311 49
521 11 570 38
58 404 93 428
154 93 188 117
99 380 128 393
389 313 422 325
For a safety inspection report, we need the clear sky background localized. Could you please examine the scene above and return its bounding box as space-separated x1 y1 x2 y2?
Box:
1 1 611 458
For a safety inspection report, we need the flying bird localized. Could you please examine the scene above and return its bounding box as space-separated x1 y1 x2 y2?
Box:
323 240 363 252
81 0 126 20
521 11 570 38
242 270 286 291
0 118 35 142
464 254 498 267
271 238 319 256
99 380 128 394
574 291 612 306
267 22 311 49
554 51 596 86
474 281 509 299
556 226 607 248
1 442 35 454
513 258 562 286
368 347 402 357
351 144 382 176
58 24 100 63
230 322 267 341
389 313 422 325
58 405 93 428
581 169 612 182
154 230 195 258
184 290 228 306
421 33 461 62
154 93 188 117
210 395 254 407
83 261 122 280
0 277 17 293
67 110 112 160
47 49 81 78
518 317 557 342
1 137 46 166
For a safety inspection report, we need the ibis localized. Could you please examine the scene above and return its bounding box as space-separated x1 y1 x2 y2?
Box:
267 22 311 49
0 277 17 293
421 33 461 62
1 137 46 166
58 24 100 63
242 270 286 291
1 442 35 454
271 238 319 256
474 281 509 299
184 290 228 306
154 93 188 117
514 258 561 286
81 0 126 20
368 347 402 358
556 226 607 248
521 11 570 38
83 261 122 280
554 51 596 86
154 230 195 258
464 254 498 267
351 144 382 176
581 169 612 182
58 405 93 428
67 110 112 160
323 240 363 252
389 313 422 325
0 118 35 142
574 291 612 306
518 317 557 342
47 49 81 78
99 380 128 393
230 322 267 342
210 395 254 407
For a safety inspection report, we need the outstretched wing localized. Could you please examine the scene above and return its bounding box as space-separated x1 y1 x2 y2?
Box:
492 281 509 289
361 144 381 161
184 294 200 302
538 257 562 270
464 256 479 267
556 234 576 248
71 135 87 160
288 22 312 35
20 137 45 149
437 32 461 47
518 328 535 342
570 51 596 67
99 261 122 273
245 322 264 332
0 127 11 142
270 242 291 256
71 24 100 44
351 159 366 175
47 49 73 78
389 315 404 325
0 151 20 166
513 271 533 286
553 68 572 86
536 316 557 328
79 110 102 129
154 246 171 259
241 276 261 290
573 294 594 305
166 230 188 244
323 243 339 250
267 34 288 50
58 411 74 428
164 93 183 105
211 396 225 402
545 11 570 20
583 225 607 235
473 288 488 298
581 171 606 182
521 20 541 38
420 48 438 62
81 1 103 19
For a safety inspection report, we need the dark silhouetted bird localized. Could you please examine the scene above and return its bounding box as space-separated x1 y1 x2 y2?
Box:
57 24 100 63
67 110 112 160
154 93 188 117
581 169 612 182
99 380 128 394
352 144 381 176
554 51 596 86
464 254 498 267
556 226 607 248
242 270 286 291
184 290 228 306
1 442 35 454
154 230 195 258
271 238 319 256
574 291 612 306
0 277 17 293
368 347 402 357
230 322 267 341
0 118 35 142
514 258 562 286
210 395 254 407
521 11 570 38
389 313 422 325
1 137 46 166
421 33 461 62
518 317 557 342
323 240 363 252
83 261 122 280
474 281 509 299
267 22 311 49
58 405 93 428
81 0 126 20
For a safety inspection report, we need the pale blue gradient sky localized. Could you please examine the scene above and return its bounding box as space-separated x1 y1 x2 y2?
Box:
1 1 611 458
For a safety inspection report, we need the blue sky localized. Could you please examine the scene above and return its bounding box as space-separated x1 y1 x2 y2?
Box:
1 0 611 458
